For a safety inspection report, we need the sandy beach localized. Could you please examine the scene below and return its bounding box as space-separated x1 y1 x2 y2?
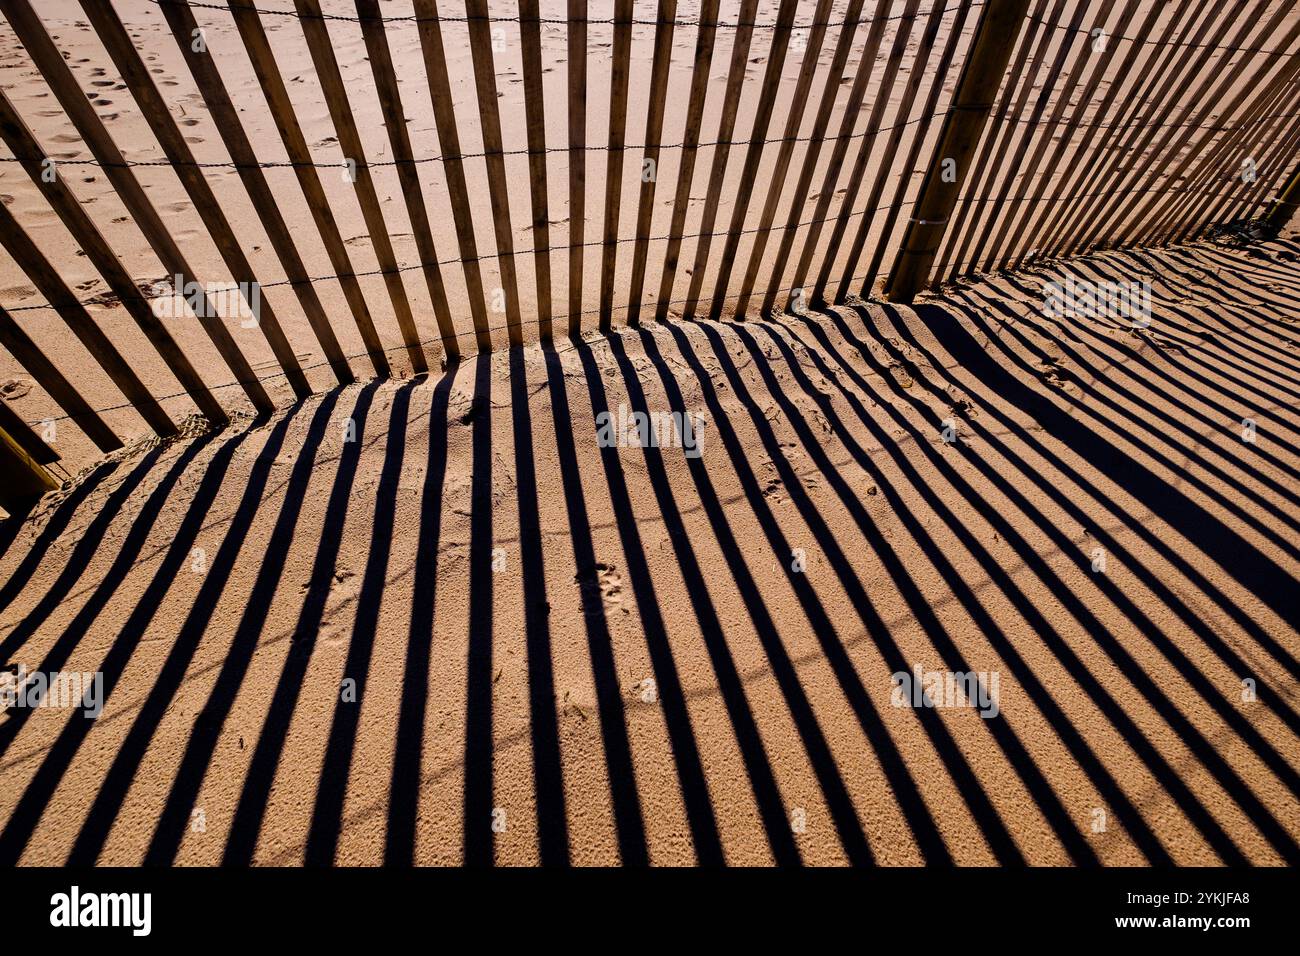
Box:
1 233 1297 864
0 0 1298 867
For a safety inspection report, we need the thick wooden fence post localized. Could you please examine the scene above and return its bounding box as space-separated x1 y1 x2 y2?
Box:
884 0 1032 303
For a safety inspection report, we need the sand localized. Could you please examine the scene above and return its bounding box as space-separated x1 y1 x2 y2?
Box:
0 233 1297 864
1 0 1298 865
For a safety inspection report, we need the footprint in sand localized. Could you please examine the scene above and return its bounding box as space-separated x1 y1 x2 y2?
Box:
1 379 33 401
1038 358 1071 389
574 562 625 616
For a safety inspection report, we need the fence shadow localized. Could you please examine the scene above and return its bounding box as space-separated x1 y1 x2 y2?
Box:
0 241 1297 865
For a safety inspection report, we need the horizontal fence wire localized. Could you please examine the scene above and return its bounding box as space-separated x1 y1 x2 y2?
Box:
142 0 1295 58
21 265 894 427
5 171 1277 318
147 0 980 29
9 100 1300 171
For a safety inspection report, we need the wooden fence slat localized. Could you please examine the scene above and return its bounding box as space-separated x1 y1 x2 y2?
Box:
753 0 867 318
998 0 1149 275
978 0 1118 275
852 0 978 300
226 0 391 378
653 0 721 322
567 0 588 337
1119 33 1300 248
624 0 678 327
412 0 492 353
464 0 525 348
82 0 312 400
1053 2 1245 259
0 305 121 453
598 0 635 332
518 0 554 341
704 0 803 321
356 0 460 361
0 91 226 425
811 0 925 305
784 0 895 312
2 0 273 416
682 0 761 319
0 202 175 437
158 0 354 387
294 0 427 374
958 0 1086 276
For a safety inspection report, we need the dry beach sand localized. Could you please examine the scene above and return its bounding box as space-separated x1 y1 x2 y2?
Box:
1 235 1298 864
0 0 1298 865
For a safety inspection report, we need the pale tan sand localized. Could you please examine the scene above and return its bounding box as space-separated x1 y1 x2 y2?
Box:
1 0 1299 865
0 235 1297 865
